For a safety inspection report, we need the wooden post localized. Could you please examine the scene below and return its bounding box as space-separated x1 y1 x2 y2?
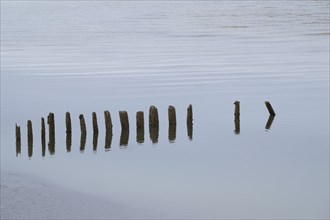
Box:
234 101 240 134
149 105 159 128
104 110 113 132
15 124 21 156
187 104 193 140
27 120 33 158
66 112 71 134
79 114 87 134
47 112 55 155
265 101 276 116
92 112 99 151
92 112 99 134
168 106 176 126
136 111 144 143
119 111 129 130
41 118 46 157
80 131 86 152
104 110 113 151
149 106 159 144
168 106 176 142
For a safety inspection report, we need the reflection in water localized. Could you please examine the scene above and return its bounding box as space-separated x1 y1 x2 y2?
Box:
66 132 72 153
234 117 240 134
265 115 275 130
93 131 98 151
187 122 193 140
149 126 159 144
15 124 21 156
168 124 176 143
80 131 87 152
120 129 129 147
104 130 112 151
136 128 144 144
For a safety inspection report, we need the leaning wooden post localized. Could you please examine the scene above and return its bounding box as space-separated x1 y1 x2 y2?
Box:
41 118 46 156
104 111 113 150
149 106 159 144
92 112 99 134
27 120 33 158
234 101 240 134
104 111 113 132
119 111 129 130
187 104 193 140
15 124 21 156
136 111 144 143
265 101 276 116
79 114 87 134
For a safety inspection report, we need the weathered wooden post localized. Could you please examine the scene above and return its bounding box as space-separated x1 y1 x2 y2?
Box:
92 112 99 151
119 111 129 130
104 110 113 132
187 104 193 140
27 120 33 158
79 114 87 152
15 124 21 156
149 106 159 144
66 112 71 134
104 110 113 150
149 105 159 127
64 112 71 152
47 112 55 155
136 111 144 143
119 111 129 146
265 101 276 116
41 118 46 157
79 114 87 134
234 101 240 134
168 106 176 142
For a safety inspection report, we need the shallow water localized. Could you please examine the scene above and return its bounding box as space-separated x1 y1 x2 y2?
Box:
1 1 329 219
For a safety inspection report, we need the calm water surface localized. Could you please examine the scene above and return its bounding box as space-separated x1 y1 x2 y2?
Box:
1 1 329 219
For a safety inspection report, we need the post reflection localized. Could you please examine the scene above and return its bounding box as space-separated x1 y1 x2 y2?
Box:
187 122 193 140
234 116 240 134
15 124 21 157
120 129 129 147
93 131 98 151
80 131 87 152
105 130 113 151
136 128 144 144
66 132 72 153
168 124 176 143
265 115 275 130
149 126 159 144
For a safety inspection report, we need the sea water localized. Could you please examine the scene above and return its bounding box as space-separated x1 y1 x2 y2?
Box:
1 1 329 218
